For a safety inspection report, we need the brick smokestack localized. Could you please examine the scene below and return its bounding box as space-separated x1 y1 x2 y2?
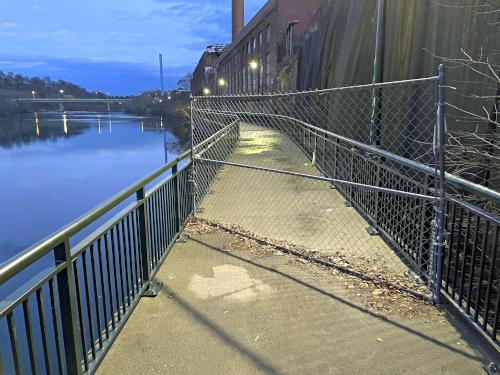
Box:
232 0 244 40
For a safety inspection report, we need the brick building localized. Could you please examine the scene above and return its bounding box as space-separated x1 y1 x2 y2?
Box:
191 0 321 95
191 44 227 96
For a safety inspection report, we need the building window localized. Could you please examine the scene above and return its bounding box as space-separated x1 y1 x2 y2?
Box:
248 68 252 92
243 67 247 91
252 37 256 50
247 41 251 54
266 24 271 41
259 32 263 47
266 52 271 90
259 61 264 93
253 60 259 92
285 23 294 56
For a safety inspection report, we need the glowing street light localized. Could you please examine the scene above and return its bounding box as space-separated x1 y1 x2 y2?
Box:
203 87 211 96
249 60 258 70
31 90 36 98
218 78 226 87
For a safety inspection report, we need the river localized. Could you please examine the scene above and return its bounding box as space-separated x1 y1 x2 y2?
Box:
0 111 185 264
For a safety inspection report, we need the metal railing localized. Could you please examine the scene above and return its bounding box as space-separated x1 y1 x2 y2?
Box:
0 151 193 374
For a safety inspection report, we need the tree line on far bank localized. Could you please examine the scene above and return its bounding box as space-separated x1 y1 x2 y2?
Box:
0 70 112 114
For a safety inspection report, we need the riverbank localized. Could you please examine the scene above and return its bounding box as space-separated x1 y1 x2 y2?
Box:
124 90 191 148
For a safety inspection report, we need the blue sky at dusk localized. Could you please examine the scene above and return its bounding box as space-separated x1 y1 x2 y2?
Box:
0 0 266 95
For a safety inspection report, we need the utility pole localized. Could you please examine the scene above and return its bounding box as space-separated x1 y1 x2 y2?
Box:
159 54 165 97
370 0 386 147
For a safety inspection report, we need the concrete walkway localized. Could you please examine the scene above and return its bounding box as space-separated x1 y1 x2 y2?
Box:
98 230 489 374
98 124 493 374
198 124 407 275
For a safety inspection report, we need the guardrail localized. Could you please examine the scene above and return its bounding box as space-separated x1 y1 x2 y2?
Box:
0 150 193 374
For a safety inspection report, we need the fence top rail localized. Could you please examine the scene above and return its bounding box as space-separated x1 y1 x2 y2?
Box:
192 76 439 100
0 149 192 285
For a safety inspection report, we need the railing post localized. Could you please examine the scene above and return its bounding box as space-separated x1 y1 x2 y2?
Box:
54 240 83 375
432 64 447 304
172 163 181 232
136 188 151 285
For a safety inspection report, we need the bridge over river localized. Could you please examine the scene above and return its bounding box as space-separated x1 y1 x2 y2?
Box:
0 71 499 374
15 98 135 111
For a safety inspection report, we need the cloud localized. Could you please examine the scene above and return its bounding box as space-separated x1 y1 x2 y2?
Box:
0 55 190 95
0 0 268 92
0 60 47 69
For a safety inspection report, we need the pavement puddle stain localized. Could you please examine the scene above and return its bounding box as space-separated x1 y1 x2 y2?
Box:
188 264 274 302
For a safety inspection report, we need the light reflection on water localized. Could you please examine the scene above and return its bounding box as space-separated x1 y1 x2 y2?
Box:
0 111 184 263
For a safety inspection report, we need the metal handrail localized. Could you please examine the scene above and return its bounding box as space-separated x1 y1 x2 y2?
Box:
0 144 198 374
0 149 191 285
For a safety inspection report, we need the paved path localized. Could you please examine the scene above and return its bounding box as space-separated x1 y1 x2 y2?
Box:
98 230 488 374
98 124 493 374
198 123 407 275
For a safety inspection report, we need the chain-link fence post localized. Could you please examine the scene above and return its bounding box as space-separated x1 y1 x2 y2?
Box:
432 64 447 304
189 97 197 217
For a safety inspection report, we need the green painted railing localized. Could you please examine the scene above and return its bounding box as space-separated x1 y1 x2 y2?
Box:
0 150 193 374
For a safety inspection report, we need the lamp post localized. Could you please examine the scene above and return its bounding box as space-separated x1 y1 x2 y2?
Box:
218 78 227 95
31 90 36 98
249 61 258 92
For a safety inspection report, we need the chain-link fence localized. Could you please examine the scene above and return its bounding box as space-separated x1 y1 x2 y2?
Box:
192 76 442 286
190 71 500 345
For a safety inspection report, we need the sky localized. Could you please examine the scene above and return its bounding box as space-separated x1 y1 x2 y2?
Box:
0 0 266 95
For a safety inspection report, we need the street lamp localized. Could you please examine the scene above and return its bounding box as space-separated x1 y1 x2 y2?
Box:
218 78 227 95
203 87 211 96
59 89 64 98
31 90 36 98
249 60 258 70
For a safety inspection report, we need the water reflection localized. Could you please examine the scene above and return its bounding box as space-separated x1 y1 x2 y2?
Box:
0 111 185 262
35 112 40 137
63 113 68 134
0 112 177 148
